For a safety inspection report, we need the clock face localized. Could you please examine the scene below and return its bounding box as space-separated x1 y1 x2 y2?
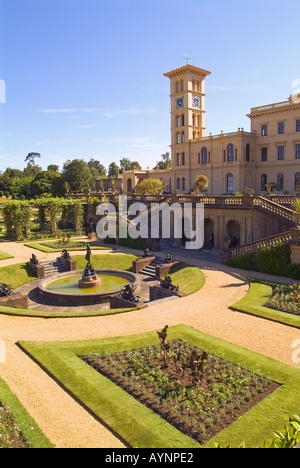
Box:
192 96 200 108
176 96 184 109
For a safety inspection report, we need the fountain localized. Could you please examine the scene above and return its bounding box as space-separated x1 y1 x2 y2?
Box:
78 244 102 288
37 245 140 306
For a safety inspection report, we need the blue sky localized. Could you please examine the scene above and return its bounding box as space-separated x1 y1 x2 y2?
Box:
0 0 300 173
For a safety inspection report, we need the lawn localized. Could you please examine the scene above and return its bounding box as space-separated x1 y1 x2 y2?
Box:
18 324 300 448
24 240 112 253
0 251 14 261
230 278 300 329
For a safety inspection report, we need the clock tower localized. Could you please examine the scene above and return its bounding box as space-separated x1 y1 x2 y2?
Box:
164 64 211 146
164 65 211 190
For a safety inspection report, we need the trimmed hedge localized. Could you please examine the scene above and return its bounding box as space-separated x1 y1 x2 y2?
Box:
227 243 300 280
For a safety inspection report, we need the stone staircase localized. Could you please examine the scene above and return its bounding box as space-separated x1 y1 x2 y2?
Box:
40 258 68 278
139 257 164 279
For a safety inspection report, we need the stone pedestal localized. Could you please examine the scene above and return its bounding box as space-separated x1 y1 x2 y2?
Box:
60 257 77 271
0 293 29 309
149 285 186 301
110 295 147 310
155 262 180 280
27 261 45 279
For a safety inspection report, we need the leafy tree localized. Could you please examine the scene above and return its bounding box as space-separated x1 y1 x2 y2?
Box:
62 159 94 193
120 157 142 172
87 159 107 177
25 152 41 174
194 175 209 194
47 164 60 173
136 178 164 195
153 152 171 170
108 162 120 178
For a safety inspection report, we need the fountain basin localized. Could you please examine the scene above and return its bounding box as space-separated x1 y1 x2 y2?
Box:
38 269 139 306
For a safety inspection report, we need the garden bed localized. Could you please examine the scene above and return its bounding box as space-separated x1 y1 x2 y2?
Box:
265 284 300 316
81 338 279 445
0 401 27 448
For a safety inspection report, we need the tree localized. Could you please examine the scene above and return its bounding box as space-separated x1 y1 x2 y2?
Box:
87 159 107 177
120 157 142 172
153 152 171 170
25 152 41 174
194 175 209 194
47 164 60 173
62 159 94 193
108 162 120 178
136 178 164 195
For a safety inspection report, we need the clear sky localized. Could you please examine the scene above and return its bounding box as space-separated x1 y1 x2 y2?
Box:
0 0 300 173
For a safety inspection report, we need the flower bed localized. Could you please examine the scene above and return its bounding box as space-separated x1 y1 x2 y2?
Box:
0 401 27 448
266 284 300 315
81 338 279 445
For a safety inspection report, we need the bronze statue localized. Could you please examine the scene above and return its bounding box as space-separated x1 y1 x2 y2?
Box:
85 244 91 263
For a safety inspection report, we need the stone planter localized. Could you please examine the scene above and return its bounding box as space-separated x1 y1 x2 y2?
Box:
155 261 180 280
149 285 186 301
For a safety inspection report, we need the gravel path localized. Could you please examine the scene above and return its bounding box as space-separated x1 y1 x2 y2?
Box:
0 242 299 448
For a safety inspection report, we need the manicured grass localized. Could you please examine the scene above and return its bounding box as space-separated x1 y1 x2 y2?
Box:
72 253 138 271
24 241 112 253
0 251 14 261
169 263 206 295
18 325 300 448
0 263 36 290
0 375 53 448
230 277 300 329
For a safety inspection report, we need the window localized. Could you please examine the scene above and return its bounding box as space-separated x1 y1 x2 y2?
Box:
181 114 185 126
176 153 180 165
182 132 185 143
245 143 250 162
277 173 284 191
176 116 180 127
261 174 267 191
278 145 285 160
227 174 234 192
295 173 300 190
296 144 300 159
176 133 180 144
196 115 200 126
177 178 181 190
181 153 185 165
278 122 285 134
227 144 234 162
261 147 268 161
262 125 268 136
202 147 208 164
296 120 300 132
182 178 186 191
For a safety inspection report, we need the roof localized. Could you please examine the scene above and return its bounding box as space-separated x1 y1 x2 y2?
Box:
164 64 211 79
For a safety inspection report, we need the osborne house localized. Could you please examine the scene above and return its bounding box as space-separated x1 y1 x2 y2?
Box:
119 63 300 197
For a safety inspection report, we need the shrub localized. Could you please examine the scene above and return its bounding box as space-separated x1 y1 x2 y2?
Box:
227 254 253 270
254 243 291 277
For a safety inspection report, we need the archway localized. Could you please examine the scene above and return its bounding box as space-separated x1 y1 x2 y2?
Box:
127 178 132 193
226 220 241 248
204 218 214 249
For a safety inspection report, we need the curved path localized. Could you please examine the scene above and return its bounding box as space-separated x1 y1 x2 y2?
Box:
0 241 299 448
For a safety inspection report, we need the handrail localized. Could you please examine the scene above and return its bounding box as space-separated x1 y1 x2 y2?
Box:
228 230 292 257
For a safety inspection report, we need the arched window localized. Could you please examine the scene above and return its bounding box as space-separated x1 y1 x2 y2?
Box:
261 174 267 192
177 178 181 190
277 173 284 191
176 132 180 144
175 81 179 93
176 115 180 127
181 114 185 126
202 147 208 164
180 79 184 92
182 132 185 143
227 174 234 192
227 144 234 162
295 173 300 190
246 143 250 162
182 178 186 191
